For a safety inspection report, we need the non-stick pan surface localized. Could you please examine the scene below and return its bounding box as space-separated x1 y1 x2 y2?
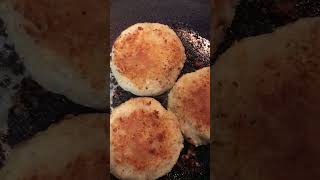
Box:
110 0 210 44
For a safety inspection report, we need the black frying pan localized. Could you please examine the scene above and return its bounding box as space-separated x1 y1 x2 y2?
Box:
110 0 210 44
110 0 211 179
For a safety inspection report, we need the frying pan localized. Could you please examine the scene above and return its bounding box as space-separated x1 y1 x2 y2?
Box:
110 0 210 179
0 0 211 178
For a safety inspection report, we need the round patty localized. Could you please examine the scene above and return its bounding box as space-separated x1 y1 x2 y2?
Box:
213 17 320 180
111 23 186 96
0 0 107 109
0 113 108 180
168 67 210 146
110 97 183 180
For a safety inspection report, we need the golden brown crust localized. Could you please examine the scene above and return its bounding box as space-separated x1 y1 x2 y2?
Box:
110 97 183 179
13 0 107 90
112 23 185 90
111 109 173 171
168 67 210 145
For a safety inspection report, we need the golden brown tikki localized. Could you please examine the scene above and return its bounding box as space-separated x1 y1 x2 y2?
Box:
111 23 186 96
110 97 183 180
168 67 210 146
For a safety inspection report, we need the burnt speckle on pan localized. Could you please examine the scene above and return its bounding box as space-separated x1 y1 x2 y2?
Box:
213 0 320 64
173 24 210 69
159 143 210 180
110 24 210 180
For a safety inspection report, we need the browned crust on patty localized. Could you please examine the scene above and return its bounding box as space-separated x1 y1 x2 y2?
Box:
112 23 185 90
169 67 210 134
111 108 177 171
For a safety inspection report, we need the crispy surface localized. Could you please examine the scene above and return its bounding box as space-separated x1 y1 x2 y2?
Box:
213 17 320 180
168 67 210 146
110 97 183 179
111 23 185 96
0 114 108 180
112 110 173 171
